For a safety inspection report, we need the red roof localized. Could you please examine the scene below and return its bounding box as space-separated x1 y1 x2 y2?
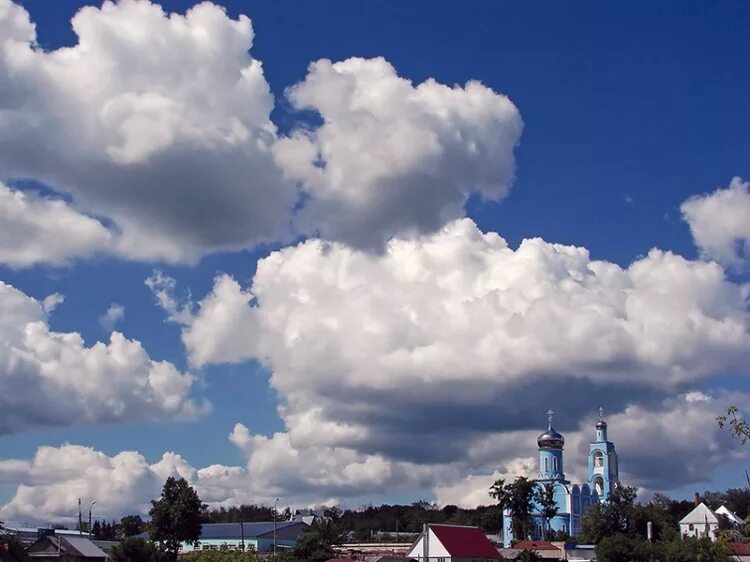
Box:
512 541 560 552
429 524 500 558
730 542 750 555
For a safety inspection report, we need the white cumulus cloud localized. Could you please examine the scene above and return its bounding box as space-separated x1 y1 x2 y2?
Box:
0 0 295 263
275 57 523 249
0 183 112 268
0 280 208 434
147 218 750 501
682 177 750 269
99 303 125 331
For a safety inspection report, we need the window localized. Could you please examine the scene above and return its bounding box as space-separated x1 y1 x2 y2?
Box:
561 524 567 533
544 457 548 472
553 457 559 472
689 524 694 531
437 558 446 562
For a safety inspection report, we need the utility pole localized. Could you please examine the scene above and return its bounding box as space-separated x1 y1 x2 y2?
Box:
88 501 96 539
240 520 245 552
78 499 82 536
273 498 279 555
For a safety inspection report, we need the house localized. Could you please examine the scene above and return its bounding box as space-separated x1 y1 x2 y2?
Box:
179 521 308 553
717 505 745 526
405 524 500 562
679 502 743 540
26 535 106 561
500 540 562 560
291 508 326 526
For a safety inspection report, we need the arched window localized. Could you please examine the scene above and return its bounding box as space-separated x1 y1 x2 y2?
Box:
593 450 604 470
561 524 567 533
594 476 603 496
553 457 559 472
544 457 548 472
538 524 543 539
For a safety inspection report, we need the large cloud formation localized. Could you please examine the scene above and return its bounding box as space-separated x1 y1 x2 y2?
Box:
274 57 522 249
0 280 206 434
150 218 750 501
0 0 293 262
0 0 522 264
682 177 750 270
0 391 744 523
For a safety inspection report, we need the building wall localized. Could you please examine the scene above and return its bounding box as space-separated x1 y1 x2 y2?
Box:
680 522 718 540
180 537 299 553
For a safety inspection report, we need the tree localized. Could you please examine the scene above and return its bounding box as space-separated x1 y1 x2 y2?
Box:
514 550 542 562
149 477 205 561
489 476 536 543
579 486 638 543
291 507 348 562
110 537 167 562
534 483 558 539
717 406 750 444
120 515 145 538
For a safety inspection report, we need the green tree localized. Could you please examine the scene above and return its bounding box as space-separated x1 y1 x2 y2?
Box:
120 515 145 538
110 537 167 562
534 483 559 539
149 477 205 561
514 549 542 562
579 486 638 543
489 476 536 543
291 507 347 562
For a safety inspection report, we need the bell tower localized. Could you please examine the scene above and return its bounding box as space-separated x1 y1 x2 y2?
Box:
588 407 619 500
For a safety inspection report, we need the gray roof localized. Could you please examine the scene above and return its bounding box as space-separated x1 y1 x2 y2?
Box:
200 521 304 539
61 535 108 558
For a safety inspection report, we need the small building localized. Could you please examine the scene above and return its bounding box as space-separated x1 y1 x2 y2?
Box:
26 535 106 562
678 502 742 540
180 521 308 553
405 524 500 562
501 540 562 559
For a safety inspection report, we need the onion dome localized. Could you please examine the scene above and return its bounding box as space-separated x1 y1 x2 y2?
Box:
537 425 565 449
596 419 607 430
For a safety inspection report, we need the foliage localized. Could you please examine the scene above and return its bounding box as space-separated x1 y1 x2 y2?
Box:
579 486 639 543
717 406 750 444
596 535 731 562
534 483 559 536
292 507 348 562
109 537 167 562
120 514 146 538
203 505 291 524
514 549 543 562
181 545 260 562
91 519 119 540
489 476 536 542
149 476 205 561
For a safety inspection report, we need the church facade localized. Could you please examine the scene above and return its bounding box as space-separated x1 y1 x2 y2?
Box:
502 409 619 546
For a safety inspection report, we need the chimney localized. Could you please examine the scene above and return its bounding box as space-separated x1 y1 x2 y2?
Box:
694 492 701 505
422 523 429 562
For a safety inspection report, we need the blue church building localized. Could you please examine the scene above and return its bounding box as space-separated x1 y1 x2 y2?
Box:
502 409 619 546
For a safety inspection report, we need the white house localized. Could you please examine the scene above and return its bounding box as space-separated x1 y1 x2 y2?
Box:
406 523 500 562
717 505 745 526
679 502 743 540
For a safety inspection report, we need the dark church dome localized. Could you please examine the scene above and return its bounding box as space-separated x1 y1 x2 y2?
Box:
537 426 565 449
596 419 607 430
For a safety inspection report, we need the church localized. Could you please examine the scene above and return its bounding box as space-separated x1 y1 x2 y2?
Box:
502 409 619 546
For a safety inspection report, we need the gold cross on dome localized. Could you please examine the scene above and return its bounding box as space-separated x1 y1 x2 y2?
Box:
598 406 605 420
546 409 554 425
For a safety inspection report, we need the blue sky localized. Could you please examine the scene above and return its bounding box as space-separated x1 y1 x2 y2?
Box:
0 0 749 522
